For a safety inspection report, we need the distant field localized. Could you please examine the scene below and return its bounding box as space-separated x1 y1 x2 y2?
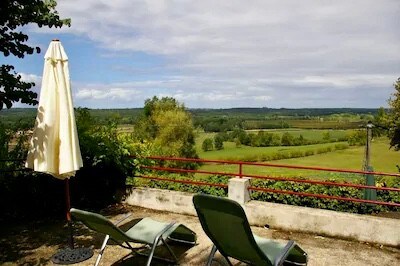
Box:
288 119 363 129
195 129 353 154
250 129 352 140
244 119 363 129
197 141 347 161
196 138 399 181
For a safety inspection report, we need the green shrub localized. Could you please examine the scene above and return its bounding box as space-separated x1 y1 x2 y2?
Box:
290 150 305 158
0 123 67 221
281 132 294 146
202 138 214 151
0 108 143 221
347 130 367 146
334 143 349 150
250 178 398 214
316 147 329 154
214 134 224 150
322 131 331 141
240 154 259 162
70 108 134 209
0 171 67 222
304 150 315 156
131 174 228 197
258 154 271 161
235 138 242 147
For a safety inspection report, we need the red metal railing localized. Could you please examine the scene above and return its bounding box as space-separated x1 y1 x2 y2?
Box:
132 156 400 208
144 156 400 177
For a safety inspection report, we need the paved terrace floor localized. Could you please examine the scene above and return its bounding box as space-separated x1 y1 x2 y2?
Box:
0 204 399 266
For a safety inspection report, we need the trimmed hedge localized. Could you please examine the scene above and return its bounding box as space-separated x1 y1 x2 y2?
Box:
224 143 349 162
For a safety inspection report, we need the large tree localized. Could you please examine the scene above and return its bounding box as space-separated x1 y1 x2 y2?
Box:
136 96 199 161
388 77 400 150
0 0 70 110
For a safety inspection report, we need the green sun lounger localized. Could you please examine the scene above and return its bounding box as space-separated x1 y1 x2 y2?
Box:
70 208 196 266
193 194 308 266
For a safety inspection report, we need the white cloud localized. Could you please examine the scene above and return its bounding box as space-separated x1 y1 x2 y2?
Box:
19 72 42 97
76 87 141 100
293 74 397 89
29 0 400 108
19 73 42 84
69 72 397 108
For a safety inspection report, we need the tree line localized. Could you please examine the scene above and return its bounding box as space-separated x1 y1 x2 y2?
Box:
201 128 367 152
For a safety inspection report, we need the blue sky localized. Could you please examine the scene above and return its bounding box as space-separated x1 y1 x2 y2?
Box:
6 0 400 109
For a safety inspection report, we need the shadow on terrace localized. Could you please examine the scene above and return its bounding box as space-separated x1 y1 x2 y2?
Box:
1 204 400 266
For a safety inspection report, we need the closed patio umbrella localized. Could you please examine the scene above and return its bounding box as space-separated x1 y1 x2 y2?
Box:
25 39 92 264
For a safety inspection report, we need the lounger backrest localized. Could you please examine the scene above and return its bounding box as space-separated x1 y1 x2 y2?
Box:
70 208 131 243
193 194 272 266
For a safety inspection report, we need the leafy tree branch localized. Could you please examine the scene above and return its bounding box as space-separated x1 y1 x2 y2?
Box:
0 0 71 110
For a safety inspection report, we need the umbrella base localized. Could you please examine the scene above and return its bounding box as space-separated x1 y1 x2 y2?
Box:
51 247 93 265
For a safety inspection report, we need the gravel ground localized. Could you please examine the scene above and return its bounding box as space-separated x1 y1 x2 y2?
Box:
0 204 399 266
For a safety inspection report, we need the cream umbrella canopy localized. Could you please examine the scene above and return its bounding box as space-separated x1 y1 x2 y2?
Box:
25 40 92 263
26 39 82 178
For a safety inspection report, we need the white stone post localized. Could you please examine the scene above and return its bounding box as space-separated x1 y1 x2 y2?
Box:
228 177 250 205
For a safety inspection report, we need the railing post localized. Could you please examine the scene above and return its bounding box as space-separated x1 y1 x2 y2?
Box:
229 177 250 205
239 162 243 178
364 166 377 201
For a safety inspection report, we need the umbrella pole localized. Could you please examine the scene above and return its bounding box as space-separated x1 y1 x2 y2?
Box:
65 179 74 249
51 178 93 264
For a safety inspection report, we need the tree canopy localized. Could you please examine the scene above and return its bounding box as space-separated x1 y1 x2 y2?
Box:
388 78 400 150
136 96 198 161
0 0 70 110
